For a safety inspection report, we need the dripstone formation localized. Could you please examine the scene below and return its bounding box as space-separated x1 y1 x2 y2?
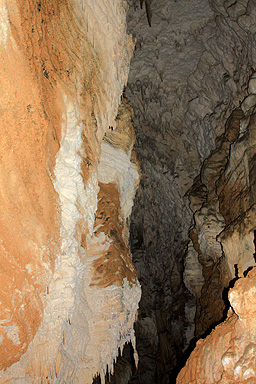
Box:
1 1 256 384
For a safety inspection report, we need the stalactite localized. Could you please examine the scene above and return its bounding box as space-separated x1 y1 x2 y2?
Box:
138 0 152 26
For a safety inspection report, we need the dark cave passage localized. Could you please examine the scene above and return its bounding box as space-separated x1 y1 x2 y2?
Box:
95 0 256 382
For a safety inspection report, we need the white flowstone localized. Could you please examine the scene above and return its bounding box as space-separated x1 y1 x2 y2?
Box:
98 142 140 220
0 1 9 48
0 0 138 378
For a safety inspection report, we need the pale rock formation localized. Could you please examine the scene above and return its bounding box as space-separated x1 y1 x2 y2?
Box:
0 1 140 383
177 268 256 384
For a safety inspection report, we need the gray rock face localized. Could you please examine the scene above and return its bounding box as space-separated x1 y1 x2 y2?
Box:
122 0 256 382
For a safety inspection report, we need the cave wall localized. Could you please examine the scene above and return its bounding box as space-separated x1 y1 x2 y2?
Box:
177 60 256 383
176 75 256 381
125 0 256 381
177 267 256 383
2 0 256 383
0 1 141 383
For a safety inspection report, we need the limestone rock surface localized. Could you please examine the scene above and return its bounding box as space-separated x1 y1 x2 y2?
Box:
125 0 256 381
177 268 256 384
0 1 140 383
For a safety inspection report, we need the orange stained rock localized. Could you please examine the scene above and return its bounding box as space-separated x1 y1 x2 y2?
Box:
177 267 256 384
90 182 138 288
0 0 134 373
0 0 78 369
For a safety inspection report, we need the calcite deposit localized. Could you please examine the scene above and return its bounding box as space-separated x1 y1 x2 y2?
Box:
0 0 140 383
177 268 256 384
2 0 256 382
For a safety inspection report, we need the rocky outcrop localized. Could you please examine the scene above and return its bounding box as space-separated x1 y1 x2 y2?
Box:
178 51 256 384
217 109 256 276
177 267 256 383
0 1 140 383
184 76 256 339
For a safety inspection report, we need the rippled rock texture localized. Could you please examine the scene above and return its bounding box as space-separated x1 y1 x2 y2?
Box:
0 1 140 383
177 268 256 383
2 0 256 383
126 0 256 381
178 77 256 383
